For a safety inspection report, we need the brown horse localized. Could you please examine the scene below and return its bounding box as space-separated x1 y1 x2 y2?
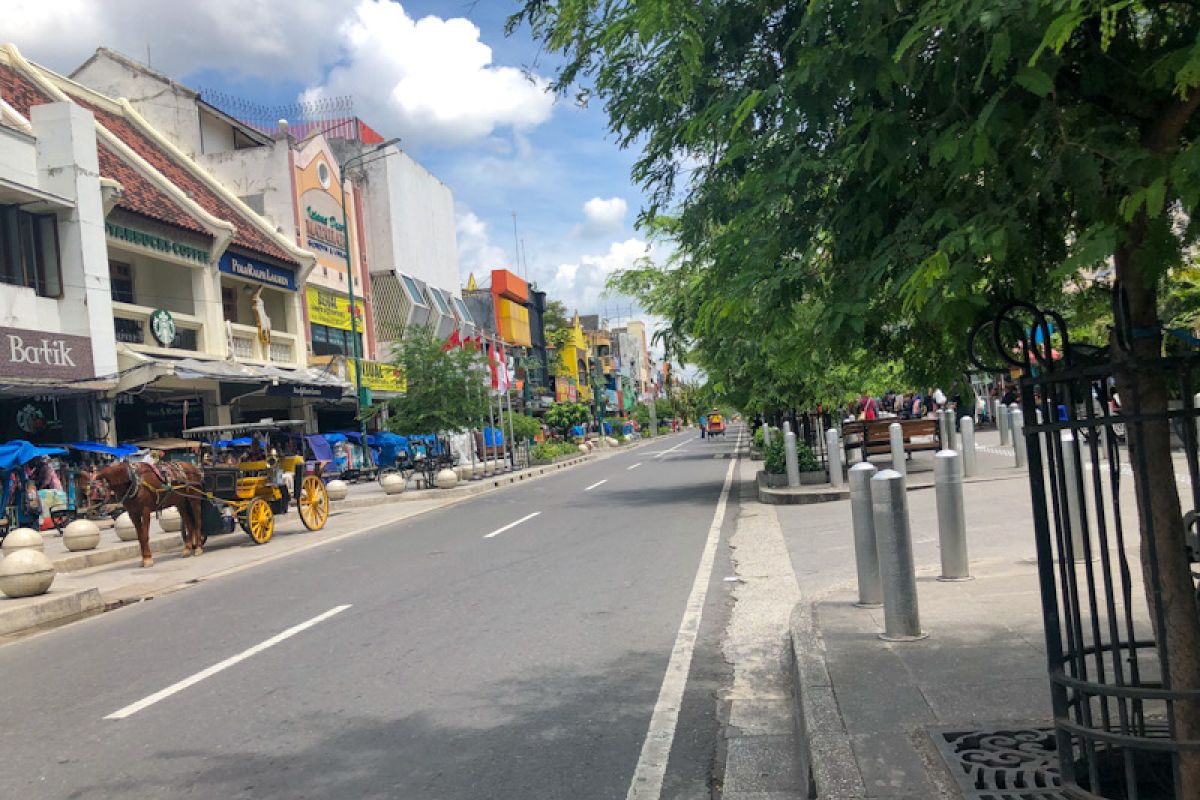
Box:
86 461 206 567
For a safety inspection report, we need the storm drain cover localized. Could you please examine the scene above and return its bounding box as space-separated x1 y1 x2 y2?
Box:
929 724 1064 800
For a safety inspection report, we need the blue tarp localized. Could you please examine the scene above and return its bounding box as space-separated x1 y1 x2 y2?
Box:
375 432 405 467
570 424 586 437
69 441 139 457
322 433 348 444
305 434 335 464
0 440 66 471
213 437 253 449
483 427 504 447
342 432 381 447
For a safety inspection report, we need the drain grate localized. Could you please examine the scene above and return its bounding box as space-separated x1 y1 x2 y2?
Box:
929 723 1064 800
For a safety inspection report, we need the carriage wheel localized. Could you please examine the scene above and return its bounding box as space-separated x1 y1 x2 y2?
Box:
241 498 274 544
298 475 329 531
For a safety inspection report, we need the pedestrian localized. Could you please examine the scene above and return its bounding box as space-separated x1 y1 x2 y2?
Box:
859 394 878 420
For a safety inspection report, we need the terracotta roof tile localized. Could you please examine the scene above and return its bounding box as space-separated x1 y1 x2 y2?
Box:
77 100 295 265
96 143 208 236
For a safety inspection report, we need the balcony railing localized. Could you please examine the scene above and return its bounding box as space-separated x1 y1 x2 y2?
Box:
112 302 201 353
227 322 298 365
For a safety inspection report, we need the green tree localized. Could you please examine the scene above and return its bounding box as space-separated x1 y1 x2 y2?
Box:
544 402 590 435
383 326 489 436
514 1 1200 782
543 298 571 332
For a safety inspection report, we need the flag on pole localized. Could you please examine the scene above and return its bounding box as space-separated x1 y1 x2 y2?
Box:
443 329 462 351
497 343 510 391
487 339 500 390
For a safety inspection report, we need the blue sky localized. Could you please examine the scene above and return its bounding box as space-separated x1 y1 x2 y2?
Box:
9 0 661 325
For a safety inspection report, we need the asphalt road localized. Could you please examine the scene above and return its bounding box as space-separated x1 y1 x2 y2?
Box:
0 425 745 800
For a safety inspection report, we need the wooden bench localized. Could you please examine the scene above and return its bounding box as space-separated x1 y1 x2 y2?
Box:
844 418 941 460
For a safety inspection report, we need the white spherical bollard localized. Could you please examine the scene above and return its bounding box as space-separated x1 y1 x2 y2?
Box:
0 548 56 597
326 479 349 501
158 507 182 532
435 468 458 489
114 512 138 542
605 436 619 447
63 519 102 551
472 461 485 478
1 527 44 555
380 472 406 495
578 443 589 453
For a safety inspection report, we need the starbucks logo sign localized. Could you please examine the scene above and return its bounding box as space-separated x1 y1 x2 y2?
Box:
150 309 176 347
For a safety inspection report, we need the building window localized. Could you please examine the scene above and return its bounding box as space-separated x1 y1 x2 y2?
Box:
222 287 237 323
114 317 143 344
310 323 362 357
0 205 62 298
110 262 135 304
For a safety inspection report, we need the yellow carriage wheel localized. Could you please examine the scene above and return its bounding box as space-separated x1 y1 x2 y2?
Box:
298 475 329 531
242 497 274 544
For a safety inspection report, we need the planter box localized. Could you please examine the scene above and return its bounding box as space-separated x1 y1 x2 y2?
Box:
757 469 828 488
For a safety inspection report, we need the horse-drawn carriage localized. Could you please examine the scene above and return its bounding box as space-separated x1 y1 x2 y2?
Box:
181 420 330 545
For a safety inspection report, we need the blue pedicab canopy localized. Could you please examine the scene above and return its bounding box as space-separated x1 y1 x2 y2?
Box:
67 441 140 458
0 440 66 471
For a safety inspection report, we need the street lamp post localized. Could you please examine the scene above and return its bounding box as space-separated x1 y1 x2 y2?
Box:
338 137 400 469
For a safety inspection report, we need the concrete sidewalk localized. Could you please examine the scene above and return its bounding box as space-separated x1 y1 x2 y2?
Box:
0 440 645 640
779 432 1145 798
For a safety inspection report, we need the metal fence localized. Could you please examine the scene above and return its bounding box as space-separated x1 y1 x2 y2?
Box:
971 302 1200 800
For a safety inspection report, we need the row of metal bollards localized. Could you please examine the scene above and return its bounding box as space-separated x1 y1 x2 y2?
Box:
849 436 977 642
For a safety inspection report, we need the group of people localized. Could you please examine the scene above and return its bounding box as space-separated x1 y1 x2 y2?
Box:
851 384 1018 423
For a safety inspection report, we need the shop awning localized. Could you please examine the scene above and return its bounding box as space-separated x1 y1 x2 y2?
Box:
115 348 351 395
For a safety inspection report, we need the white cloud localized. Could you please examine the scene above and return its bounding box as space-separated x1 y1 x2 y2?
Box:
580 196 628 233
456 207 511 283
303 0 555 146
546 238 652 313
7 0 355 82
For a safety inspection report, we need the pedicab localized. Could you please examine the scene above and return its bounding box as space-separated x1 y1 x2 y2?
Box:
0 440 68 542
180 419 330 545
706 411 727 439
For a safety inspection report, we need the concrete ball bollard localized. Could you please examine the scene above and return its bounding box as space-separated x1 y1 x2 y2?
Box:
0 549 56 598
325 480 349 501
1 527 44 555
158 507 183 533
380 472 406 495
63 519 102 551
435 468 458 489
578 444 589 453
114 512 138 542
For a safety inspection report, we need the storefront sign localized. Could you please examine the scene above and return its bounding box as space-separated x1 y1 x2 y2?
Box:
0 326 94 381
265 384 344 400
348 360 406 393
304 206 348 259
150 309 176 347
306 286 365 331
106 221 210 264
219 252 296 291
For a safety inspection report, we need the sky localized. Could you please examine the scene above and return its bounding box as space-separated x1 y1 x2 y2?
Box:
6 0 666 330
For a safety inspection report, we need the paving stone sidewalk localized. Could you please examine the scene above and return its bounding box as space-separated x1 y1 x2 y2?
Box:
777 432 1143 799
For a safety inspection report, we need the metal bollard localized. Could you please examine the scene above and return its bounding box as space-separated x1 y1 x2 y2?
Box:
826 428 843 488
849 462 882 607
959 416 977 477
871 469 928 641
937 409 949 450
934 450 971 581
998 400 1010 445
889 421 906 481
1060 430 1094 562
783 420 792 435
762 423 772 447
784 430 801 488
1011 408 1027 468
945 409 957 452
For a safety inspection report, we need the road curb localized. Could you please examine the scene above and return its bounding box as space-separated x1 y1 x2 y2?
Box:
789 600 869 799
51 533 183 573
0 587 104 638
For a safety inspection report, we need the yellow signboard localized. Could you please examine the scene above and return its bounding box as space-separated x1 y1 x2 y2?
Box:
349 360 406 393
306 286 366 331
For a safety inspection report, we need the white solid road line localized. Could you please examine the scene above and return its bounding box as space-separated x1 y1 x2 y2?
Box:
105 605 352 720
625 428 742 800
627 462 642 471
484 511 541 539
584 479 608 491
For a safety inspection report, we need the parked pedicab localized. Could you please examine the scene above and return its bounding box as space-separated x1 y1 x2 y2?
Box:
706 411 727 439
0 440 70 542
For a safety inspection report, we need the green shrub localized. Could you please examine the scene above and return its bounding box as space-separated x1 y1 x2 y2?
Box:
752 426 765 449
795 440 820 472
508 413 543 444
764 436 786 474
532 441 579 461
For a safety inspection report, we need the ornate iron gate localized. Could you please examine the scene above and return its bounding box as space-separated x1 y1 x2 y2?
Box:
970 302 1200 800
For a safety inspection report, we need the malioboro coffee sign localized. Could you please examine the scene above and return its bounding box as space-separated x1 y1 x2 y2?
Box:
0 326 95 382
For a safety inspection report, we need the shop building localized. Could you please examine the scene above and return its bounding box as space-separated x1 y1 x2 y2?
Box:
0 83 115 443
1 45 342 443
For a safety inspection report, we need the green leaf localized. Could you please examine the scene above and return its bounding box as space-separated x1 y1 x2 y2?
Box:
1144 177 1167 219
1014 66 1054 97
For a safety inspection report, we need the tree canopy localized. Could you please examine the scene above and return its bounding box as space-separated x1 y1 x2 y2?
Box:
382 326 489 435
515 0 1200 407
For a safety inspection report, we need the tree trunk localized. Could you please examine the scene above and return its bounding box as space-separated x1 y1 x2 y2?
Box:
1112 227 1200 797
